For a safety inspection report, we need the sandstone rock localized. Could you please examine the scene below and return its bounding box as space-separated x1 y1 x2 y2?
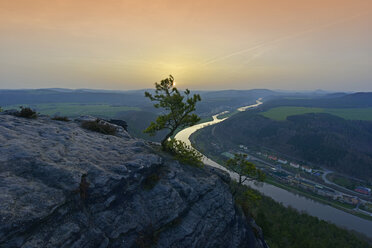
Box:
0 114 265 248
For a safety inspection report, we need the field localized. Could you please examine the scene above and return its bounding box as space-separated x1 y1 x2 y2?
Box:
326 173 371 191
261 106 372 121
5 103 140 118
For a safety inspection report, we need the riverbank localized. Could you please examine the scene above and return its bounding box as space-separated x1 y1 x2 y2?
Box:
236 182 372 247
265 177 372 221
192 135 372 222
175 99 372 239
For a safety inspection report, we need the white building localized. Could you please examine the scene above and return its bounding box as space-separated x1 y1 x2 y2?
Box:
290 162 300 168
301 166 312 173
278 159 288 164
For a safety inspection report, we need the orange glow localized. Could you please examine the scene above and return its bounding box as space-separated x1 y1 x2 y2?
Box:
0 0 371 90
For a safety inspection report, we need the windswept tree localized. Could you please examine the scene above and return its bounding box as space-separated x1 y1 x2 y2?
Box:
144 75 201 150
227 153 265 187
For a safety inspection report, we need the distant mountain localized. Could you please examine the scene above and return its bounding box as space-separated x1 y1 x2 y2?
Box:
193 112 372 181
0 88 284 141
324 92 349 98
0 88 282 115
262 92 372 109
339 92 372 107
0 89 149 107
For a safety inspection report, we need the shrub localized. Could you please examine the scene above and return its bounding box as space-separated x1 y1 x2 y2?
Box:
81 119 117 135
52 116 70 122
232 182 261 218
16 106 37 118
165 138 203 167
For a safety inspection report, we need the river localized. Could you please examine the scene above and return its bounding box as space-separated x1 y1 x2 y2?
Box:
174 99 372 239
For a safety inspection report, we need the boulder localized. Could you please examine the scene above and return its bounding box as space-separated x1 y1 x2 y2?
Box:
0 114 265 248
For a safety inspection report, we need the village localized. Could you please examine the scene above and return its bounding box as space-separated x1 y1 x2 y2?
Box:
221 144 372 217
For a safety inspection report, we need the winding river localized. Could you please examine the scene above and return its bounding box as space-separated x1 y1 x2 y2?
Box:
174 99 372 239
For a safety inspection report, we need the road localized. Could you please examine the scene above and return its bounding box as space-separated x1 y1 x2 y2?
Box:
322 170 371 201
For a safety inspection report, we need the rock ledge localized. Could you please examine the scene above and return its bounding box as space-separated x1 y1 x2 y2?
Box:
0 114 265 248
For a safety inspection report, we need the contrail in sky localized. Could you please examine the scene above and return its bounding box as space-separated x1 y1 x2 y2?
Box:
201 12 368 66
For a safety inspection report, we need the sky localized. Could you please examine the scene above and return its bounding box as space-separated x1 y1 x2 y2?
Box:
0 0 371 91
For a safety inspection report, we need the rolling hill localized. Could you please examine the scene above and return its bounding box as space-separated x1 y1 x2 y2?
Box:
192 112 372 181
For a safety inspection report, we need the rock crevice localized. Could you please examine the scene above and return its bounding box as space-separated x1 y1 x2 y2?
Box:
0 114 265 248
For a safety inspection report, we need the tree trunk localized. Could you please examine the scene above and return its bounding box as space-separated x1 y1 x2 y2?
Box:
161 130 175 150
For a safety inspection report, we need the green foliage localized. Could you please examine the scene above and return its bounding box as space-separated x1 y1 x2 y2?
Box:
16 106 37 118
261 106 372 121
232 181 261 219
237 184 372 248
52 116 70 122
166 138 203 167
226 153 265 186
328 174 371 191
81 119 117 135
0 107 2 112
194 112 372 181
144 75 201 149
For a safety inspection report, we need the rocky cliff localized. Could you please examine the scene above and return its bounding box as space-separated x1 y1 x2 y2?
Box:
0 114 265 248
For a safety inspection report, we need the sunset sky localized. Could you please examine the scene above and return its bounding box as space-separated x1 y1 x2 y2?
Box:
0 0 371 91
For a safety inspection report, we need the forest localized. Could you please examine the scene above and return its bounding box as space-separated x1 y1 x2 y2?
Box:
192 111 372 181
239 184 372 248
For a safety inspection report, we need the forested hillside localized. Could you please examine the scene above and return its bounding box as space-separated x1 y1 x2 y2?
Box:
262 92 372 110
193 112 372 181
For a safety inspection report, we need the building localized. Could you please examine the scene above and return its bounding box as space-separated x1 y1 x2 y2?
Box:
301 166 312 173
278 159 288 164
289 162 300 168
341 195 359 205
268 155 277 161
239 145 248 150
355 186 371 195
351 197 360 205
317 188 337 200
342 195 353 204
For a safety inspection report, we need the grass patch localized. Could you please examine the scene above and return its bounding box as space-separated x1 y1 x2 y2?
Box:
261 106 372 121
327 173 370 191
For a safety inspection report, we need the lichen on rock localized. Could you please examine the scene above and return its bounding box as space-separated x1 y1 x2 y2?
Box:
0 114 265 248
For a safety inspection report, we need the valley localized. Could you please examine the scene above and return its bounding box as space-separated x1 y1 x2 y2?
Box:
176 96 372 239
